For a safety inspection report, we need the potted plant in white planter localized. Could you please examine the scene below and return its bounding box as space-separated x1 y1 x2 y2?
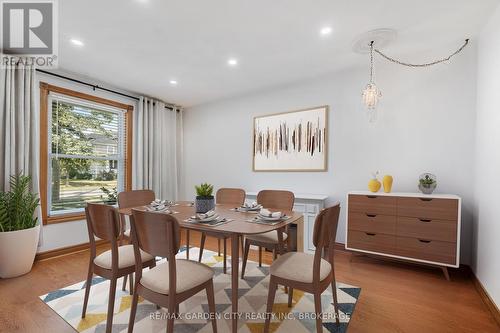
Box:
195 183 215 213
0 174 41 278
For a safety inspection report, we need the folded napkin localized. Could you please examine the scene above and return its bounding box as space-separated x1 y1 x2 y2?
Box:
243 201 260 208
196 210 216 219
259 209 282 218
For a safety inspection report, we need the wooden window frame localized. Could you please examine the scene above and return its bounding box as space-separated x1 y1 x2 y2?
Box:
39 82 133 225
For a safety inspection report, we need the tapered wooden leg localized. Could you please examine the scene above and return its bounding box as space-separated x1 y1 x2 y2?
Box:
288 288 293 307
81 261 93 318
241 240 251 279
264 277 277 333
313 292 323 333
186 230 190 260
331 275 340 325
122 274 128 291
258 246 262 267
105 278 117 333
167 296 176 332
128 273 134 295
240 236 244 259
206 280 218 333
218 238 221 256
199 233 206 262
231 234 239 333
223 238 227 274
127 288 139 333
442 267 450 281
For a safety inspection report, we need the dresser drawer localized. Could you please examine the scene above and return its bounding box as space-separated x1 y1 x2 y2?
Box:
347 230 396 254
397 217 457 242
348 194 397 215
397 197 458 221
396 236 456 265
348 212 396 235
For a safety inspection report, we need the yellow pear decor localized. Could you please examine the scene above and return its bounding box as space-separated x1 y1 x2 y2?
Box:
383 175 393 193
368 171 382 193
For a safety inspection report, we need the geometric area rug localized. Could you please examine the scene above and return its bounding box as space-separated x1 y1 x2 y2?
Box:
39 247 360 333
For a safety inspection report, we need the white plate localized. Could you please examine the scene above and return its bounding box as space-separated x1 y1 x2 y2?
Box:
258 214 283 221
191 214 219 222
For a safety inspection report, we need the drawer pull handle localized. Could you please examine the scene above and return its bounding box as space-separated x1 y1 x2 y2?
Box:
419 198 433 202
419 218 432 222
366 214 377 218
365 232 376 236
418 239 431 243
366 195 377 199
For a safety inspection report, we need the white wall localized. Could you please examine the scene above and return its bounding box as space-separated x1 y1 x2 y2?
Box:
35 71 138 252
472 4 500 307
183 47 477 264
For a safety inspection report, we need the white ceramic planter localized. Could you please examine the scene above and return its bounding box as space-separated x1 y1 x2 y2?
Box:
0 225 40 278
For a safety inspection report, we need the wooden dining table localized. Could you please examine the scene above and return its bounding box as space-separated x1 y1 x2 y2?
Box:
119 201 304 332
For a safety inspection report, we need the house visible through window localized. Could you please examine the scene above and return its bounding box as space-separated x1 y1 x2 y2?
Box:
39 83 133 224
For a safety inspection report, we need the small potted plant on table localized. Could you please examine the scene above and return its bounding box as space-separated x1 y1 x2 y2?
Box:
0 174 41 278
418 173 437 194
195 183 214 213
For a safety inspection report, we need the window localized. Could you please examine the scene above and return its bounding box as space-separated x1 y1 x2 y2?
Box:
40 83 132 224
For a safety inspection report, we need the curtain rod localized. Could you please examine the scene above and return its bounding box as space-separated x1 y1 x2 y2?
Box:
36 69 179 111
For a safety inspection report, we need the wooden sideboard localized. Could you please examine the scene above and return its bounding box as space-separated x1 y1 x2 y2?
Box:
345 191 461 279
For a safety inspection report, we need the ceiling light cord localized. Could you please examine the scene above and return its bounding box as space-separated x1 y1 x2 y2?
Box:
373 39 469 68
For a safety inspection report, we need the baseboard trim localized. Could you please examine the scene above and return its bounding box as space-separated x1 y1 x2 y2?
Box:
470 269 500 328
35 240 108 262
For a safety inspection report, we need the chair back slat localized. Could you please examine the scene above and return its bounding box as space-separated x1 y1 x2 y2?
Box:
257 190 294 211
130 209 180 258
85 203 120 241
118 190 155 209
312 204 341 249
216 188 246 206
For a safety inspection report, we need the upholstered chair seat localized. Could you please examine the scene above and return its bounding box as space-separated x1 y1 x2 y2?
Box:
94 245 154 270
141 260 214 294
270 252 331 283
246 231 288 244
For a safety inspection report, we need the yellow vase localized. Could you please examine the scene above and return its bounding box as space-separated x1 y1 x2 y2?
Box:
368 178 381 193
383 175 393 193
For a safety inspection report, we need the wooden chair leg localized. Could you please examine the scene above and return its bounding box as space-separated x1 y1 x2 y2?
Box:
81 261 93 318
122 274 128 291
264 277 277 333
127 288 139 333
199 233 206 262
217 238 221 256
128 273 134 295
240 236 244 258
313 292 323 333
105 278 117 333
288 288 293 307
258 246 263 267
186 230 190 260
206 280 218 333
167 296 176 333
223 238 227 274
331 274 340 325
241 240 251 279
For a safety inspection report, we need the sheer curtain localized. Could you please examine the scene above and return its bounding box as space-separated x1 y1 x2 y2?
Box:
0 62 42 231
133 97 183 200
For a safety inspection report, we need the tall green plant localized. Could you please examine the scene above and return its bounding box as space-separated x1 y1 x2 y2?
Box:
0 174 40 232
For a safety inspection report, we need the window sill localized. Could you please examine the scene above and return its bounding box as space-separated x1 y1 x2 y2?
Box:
44 212 86 225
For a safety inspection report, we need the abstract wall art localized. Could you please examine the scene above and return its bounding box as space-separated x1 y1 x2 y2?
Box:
253 106 328 171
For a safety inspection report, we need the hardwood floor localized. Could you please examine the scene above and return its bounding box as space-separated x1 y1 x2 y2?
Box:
0 231 498 333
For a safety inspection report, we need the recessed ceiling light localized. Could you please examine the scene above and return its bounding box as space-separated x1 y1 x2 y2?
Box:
320 26 333 36
70 38 84 46
227 58 238 67
169 80 178 85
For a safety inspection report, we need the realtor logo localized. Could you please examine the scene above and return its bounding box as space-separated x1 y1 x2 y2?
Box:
1 0 58 67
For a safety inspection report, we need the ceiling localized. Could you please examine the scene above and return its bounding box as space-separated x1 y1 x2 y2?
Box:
58 0 499 107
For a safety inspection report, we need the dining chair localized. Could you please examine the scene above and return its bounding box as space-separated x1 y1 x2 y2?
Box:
82 203 156 333
241 190 294 279
128 209 217 333
263 204 341 333
117 189 155 292
198 188 245 274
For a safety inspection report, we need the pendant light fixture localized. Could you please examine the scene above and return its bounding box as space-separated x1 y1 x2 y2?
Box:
362 41 382 122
